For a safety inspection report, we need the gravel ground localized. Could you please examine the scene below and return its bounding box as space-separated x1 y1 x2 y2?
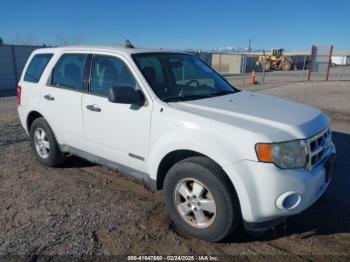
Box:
0 82 349 259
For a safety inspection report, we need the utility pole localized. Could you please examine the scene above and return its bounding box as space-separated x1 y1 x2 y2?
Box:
248 38 251 52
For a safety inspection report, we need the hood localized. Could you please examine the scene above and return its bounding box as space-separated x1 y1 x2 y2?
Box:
169 91 329 142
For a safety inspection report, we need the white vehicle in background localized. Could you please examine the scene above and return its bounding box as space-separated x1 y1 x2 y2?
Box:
17 45 336 242
331 56 350 66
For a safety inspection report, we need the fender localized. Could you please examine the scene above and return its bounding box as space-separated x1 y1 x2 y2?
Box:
147 100 264 180
148 127 257 221
148 126 252 180
25 109 64 145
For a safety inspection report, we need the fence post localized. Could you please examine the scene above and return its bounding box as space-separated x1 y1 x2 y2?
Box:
339 56 344 81
262 50 266 83
325 45 333 81
243 55 246 87
308 46 315 81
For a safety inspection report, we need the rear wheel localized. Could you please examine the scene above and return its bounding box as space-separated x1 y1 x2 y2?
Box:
30 117 65 167
163 156 241 242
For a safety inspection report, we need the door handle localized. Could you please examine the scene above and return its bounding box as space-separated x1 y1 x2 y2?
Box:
44 94 55 101
86 105 101 112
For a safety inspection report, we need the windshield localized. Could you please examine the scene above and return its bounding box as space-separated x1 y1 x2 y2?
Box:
132 53 237 102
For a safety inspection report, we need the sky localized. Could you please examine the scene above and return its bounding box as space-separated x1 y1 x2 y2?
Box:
0 0 349 51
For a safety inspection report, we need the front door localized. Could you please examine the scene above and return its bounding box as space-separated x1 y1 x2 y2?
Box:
82 54 151 172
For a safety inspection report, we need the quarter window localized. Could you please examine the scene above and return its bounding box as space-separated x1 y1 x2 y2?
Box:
90 55 136 96
24 54 53 83
52 54 87 90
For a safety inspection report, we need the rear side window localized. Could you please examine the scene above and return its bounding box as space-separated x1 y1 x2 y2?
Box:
24 54 53 83
52 54 87 90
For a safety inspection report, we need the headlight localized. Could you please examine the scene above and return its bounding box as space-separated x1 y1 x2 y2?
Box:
255 140 308 169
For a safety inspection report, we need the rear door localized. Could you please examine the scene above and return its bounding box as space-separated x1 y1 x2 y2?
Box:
40 52 90 148
81 54 152 172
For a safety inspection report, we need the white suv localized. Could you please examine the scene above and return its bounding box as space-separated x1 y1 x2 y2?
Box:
17 46 336 241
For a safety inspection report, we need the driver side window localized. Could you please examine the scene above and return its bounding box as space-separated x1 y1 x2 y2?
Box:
90 55 136 97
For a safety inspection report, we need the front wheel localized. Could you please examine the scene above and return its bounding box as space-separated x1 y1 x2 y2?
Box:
163 157 241 242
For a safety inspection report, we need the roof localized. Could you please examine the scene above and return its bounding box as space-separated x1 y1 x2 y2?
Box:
33 45 187 55
29 45 350 57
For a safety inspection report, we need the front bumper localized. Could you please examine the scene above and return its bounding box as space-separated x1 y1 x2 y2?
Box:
223 145 336 230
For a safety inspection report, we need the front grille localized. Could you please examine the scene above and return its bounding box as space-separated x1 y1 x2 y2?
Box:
306 128 332 171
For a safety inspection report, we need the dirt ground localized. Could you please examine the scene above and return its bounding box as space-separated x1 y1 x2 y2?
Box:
0 81 350 259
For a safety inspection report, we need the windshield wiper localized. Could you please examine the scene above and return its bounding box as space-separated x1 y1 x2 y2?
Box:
163 94 211 102
163 91 235 102
209 90 235 97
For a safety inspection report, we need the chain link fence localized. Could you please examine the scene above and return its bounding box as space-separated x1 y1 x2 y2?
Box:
197 51 350 89
0 45 40 97
0 45 349 98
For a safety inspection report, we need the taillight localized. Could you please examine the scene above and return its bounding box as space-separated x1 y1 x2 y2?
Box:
17 85 22 105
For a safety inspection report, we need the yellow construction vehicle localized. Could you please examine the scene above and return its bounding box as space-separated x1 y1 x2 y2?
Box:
256 48 293 71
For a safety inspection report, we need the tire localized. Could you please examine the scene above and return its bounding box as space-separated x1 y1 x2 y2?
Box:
163 156 241 242
282 62 291 71
29 117 65 167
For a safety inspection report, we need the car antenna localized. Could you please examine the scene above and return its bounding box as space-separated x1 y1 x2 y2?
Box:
124 39 134 48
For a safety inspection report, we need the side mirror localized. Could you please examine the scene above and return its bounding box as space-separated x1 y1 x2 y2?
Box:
108 86 145 105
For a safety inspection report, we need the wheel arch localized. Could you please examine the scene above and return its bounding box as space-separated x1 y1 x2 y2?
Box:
27 110 44 132
26 110 62 145
155 149 237 195
156 149 204 190
153 145 250 222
